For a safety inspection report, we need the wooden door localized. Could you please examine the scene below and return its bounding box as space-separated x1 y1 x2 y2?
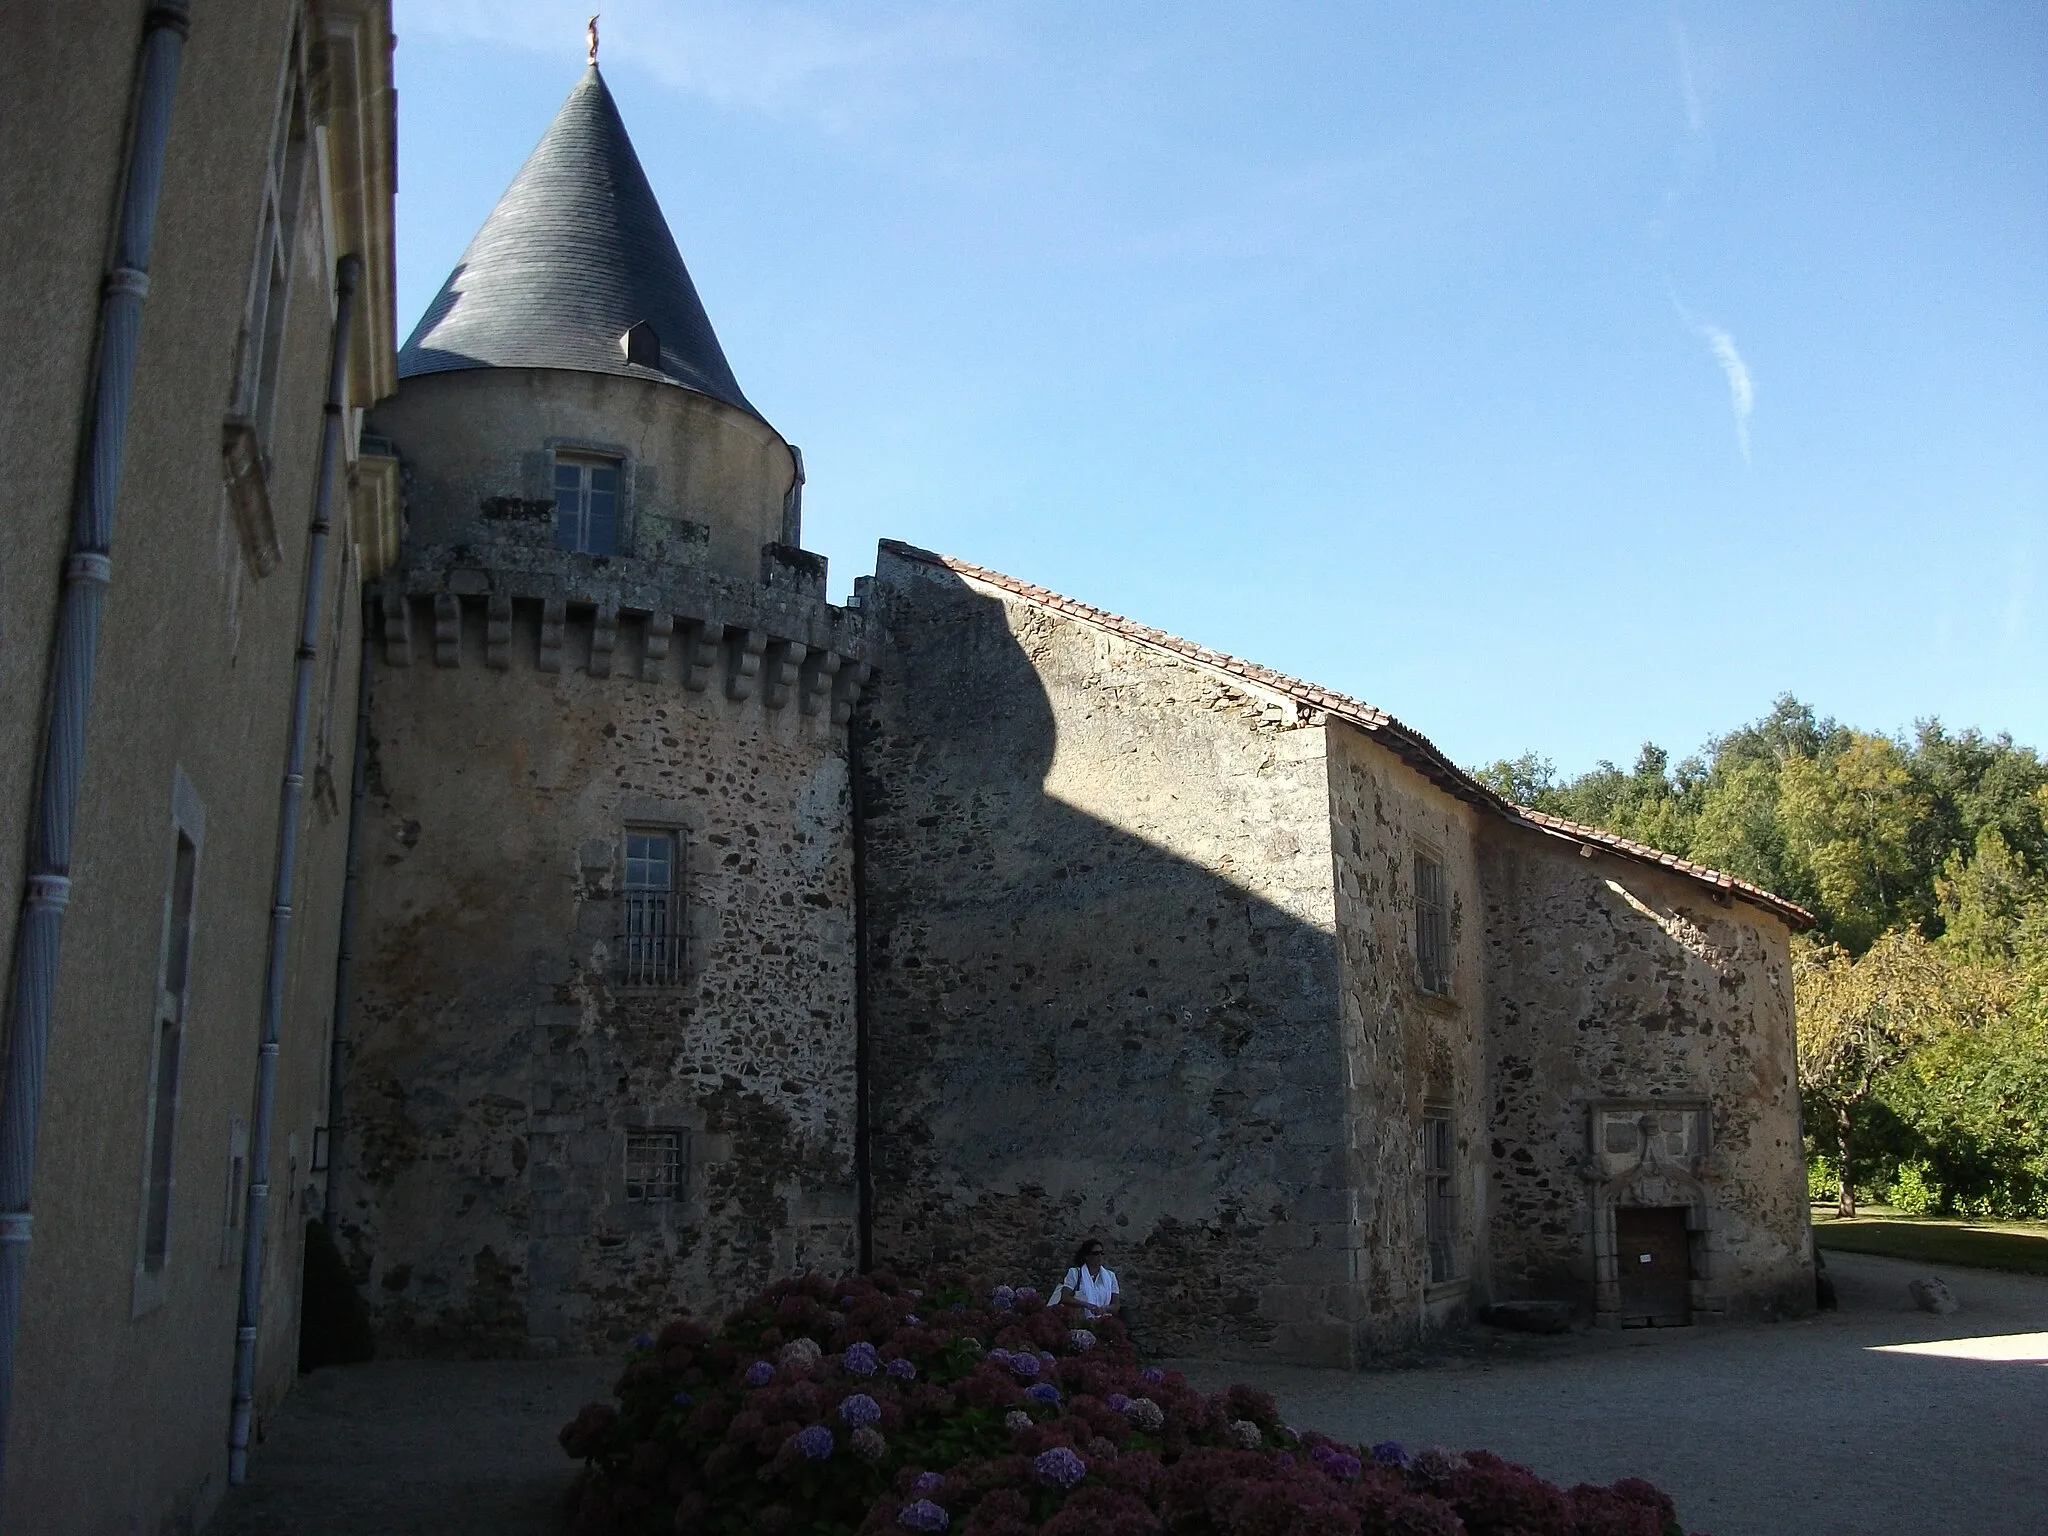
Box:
1615 1205 1692 1326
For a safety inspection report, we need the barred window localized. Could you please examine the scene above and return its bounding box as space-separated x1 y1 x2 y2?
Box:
624 1129 686 1203
1415 850 1450 995
1423 1111 1456 1284
554 453 620 555
621 830 684 986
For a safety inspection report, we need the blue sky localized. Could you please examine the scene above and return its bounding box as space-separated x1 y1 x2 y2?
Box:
390 2 2045 776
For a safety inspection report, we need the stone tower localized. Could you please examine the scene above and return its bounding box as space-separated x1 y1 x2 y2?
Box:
335 65 869 1354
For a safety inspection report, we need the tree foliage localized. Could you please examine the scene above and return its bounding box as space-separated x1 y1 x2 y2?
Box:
1473 699 2048 1217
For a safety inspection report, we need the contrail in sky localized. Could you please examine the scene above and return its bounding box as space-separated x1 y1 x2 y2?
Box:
1673 299 1754 462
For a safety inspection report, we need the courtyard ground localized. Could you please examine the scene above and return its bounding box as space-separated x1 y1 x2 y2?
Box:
205 1250 2048 1536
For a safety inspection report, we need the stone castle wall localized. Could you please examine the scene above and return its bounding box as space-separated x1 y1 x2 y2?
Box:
1325 724 1490 1346
1477 832 1812 1324
336 591 861 1355
859 549 1359 1363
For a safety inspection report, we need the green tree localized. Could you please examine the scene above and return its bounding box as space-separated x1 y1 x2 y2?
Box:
1775 734 1929 952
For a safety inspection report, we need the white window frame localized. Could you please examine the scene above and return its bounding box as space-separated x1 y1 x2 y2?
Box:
620 827 684 987
134 770 205 1315
231 26 313 454
553 452 623 555
1414 846 1451 996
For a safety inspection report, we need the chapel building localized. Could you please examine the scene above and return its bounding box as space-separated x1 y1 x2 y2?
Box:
332 62 1817 1369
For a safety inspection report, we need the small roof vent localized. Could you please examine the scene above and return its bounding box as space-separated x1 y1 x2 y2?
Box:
621 320 661 369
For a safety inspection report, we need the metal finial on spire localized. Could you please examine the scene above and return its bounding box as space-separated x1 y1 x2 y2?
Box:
587 14 600 64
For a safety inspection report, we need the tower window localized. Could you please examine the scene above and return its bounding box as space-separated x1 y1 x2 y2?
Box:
1415 849 1451 995
623 1129 686 1203
621 829 684 986
554 454 620 555
1423 1110 1457 1284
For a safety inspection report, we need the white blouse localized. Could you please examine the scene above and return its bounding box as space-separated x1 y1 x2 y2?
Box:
1059 1264 1118 1311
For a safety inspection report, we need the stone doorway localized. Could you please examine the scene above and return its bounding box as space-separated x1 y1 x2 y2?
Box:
1615 1205 1692 1326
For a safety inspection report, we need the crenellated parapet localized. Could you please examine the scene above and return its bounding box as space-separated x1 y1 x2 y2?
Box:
374 540 872 724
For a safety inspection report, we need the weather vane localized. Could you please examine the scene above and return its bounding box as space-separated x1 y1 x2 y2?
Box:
587 14 600 65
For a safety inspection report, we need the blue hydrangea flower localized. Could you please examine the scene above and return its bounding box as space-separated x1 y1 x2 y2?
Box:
913 1471 943 1494
1025 1383 1061 1404
630 1333 654 1349
986 1348 1012 1365
1033 1447 1088 1489
671 1390 693 1407
1066 1329 1096 1352
1105 1393 1131 1412
897 1498 951 1532
903 1314 919 1325
838 1392 882 1428
1014 1287 1039 1303
887 1357 917 1380
843 1342 880 1376
991 1285 1016 1310
1371 1440 1408 1468
1140 1366 1165 1384
949 1301 968 1313
1008 1353 1040 1378
793 1425 835 1460
744 1361 775 1387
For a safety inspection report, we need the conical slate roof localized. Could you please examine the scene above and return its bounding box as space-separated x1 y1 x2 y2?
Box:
398 66 760 419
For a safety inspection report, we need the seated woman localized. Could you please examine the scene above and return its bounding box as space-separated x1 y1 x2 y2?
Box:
1051 1239 1120 1318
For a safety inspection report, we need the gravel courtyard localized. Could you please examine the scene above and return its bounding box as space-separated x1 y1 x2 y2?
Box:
206 1250 2048 1536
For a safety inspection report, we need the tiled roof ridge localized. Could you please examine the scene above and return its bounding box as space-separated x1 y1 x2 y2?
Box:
878 540 1816 930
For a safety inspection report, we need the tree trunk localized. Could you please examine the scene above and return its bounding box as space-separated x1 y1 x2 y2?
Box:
1835 1104 1857 1219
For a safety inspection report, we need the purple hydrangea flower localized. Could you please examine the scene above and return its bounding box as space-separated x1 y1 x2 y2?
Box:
1371 1440 1408 1468
914 1472 943 1494
991 1285 1016 1310
744 1361 776 1387
986 1348 1012 1365
949 1302 968 1313
1105 1393 1131 1412
1025 1383 1061 1404
1033 1447 1088 1490
851 1426 888 1462
1014 1287 1039 1302
903 1314 919 1325
843 1342 880 1377
1008 1353 1040 1378
671 1390 693 1407
897 1498 951 1533
793 1425 835 1460
1004 1410 1033 1433
1140 1367 1165 1384
887 1357 917 1381
838 1393 882 1428
1066 1329 1097 1352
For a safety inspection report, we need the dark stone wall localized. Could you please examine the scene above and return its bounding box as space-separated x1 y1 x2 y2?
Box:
858 549 1360 1363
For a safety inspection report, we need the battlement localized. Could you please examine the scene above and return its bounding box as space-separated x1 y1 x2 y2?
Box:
375 542 870 723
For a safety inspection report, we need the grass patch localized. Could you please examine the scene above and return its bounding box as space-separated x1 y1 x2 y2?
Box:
1812 1206 2048 1276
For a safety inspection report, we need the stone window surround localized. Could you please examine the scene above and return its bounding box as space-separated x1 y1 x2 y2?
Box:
1583 1098 1723 1329
1411 840 1453 1001
1421 1101 1459 1289
608 1105 708 1230
544 435 634 554
133 768 206 1318
610 798 707 992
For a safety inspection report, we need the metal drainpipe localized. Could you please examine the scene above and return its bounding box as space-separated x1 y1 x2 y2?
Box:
0 0 190 1500
227 253 360 1484
320 616 372 1233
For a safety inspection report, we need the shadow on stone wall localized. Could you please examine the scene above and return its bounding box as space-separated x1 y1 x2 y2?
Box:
857 558 1377 1364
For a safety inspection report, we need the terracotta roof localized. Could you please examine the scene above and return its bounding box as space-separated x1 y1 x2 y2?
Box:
878 540 1816 931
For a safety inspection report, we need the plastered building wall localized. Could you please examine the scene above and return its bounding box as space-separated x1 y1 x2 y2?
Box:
1325 725 1489 1346
369 368 796 583
860 550 1363 1364
336 568 862 1356
0 4 397 1530
1477 833 1812 1323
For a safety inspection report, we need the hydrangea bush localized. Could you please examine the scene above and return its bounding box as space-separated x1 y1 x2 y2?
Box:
560 1268 1694 1536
